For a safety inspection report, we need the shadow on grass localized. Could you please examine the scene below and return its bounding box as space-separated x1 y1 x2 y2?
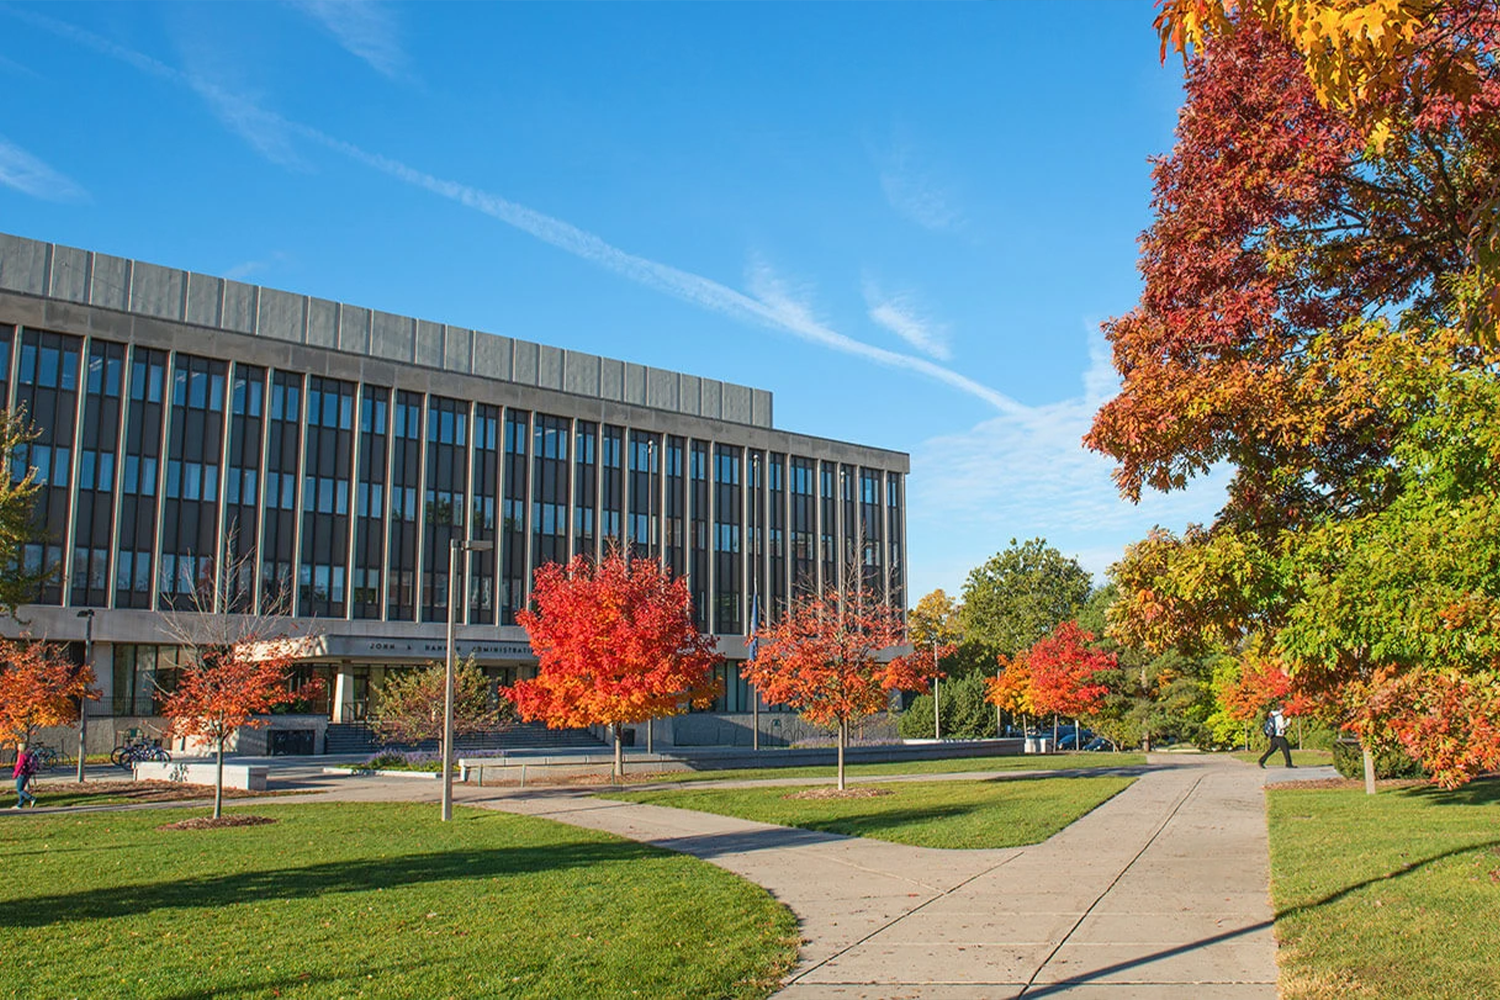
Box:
1274 837 1500 922
0 837 662 930
1399 775 1500 806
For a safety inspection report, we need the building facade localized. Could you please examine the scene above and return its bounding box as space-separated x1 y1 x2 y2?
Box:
0 232 908 747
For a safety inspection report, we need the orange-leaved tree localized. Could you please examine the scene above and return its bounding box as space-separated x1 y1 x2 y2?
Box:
986 651 1034 733
507 552 721 779
159 639 309 819
744 587 921 790
1027 622 1114 747
0 636 97 751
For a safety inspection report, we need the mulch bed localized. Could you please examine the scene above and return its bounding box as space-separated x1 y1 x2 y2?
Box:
158 815 279 831
29 780 281 803
784 786 892 801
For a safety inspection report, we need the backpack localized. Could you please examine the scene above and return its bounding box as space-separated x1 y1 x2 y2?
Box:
19 750 39 777
1261 716 1276 738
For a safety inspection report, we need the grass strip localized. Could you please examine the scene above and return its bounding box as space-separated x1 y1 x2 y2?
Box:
624 751 1147 785
603 774 1136 849
1231 750 1334 768
0 801 797 1000
1266 777 1500 1000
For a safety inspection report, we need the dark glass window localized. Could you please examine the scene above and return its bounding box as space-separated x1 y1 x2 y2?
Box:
353 387 389 620
260 371 302 614
887 472 904 613
665 435 686 579
116 346 167 609
501 409 529 624
627 430 660 562
768 452 786 622
159 354 228 610
0 325 12 412
532 414 570 575
790 457 815 598
299 376 355 617
600 425 623 554
422 396 469 622
689 441 709 630
572 421 597 561
819 461 837 594
110 645 183 716
71 339 125 608
14 329 81 605
386 390 423 620
860 468 883 597
468 404 499 624
223 364 265 612
713 444 742 634
842 464 858 590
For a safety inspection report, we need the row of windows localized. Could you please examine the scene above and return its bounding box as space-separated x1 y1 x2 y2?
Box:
0 327 906 628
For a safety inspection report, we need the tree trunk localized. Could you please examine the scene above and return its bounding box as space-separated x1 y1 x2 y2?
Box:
613 728 623 782
837 719 847 791
1362 742 1377 796
933 677 941 741
1052 714 1058 748
214 738 225 821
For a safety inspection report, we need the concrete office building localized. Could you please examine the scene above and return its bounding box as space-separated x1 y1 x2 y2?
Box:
0 232 908 752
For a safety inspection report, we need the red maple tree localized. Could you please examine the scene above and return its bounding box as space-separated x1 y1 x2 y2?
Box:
743 588 923 790
1026 622 1113 746
0 637 97 750
160 640 309 819
506 552 721 778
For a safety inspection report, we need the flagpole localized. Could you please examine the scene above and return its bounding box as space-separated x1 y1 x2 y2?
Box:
750 591 760 752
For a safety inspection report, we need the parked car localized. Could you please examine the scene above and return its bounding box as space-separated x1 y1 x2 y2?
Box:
1057 726 1094 750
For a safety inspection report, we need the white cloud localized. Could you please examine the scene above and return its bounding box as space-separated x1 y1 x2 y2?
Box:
863 279 952 361
880 144 963 232
0 137 88 203
224 251 290 280
903 325 1229 596
290 1 408 79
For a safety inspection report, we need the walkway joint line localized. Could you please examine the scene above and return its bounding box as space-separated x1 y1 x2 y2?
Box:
1016 772 1205 997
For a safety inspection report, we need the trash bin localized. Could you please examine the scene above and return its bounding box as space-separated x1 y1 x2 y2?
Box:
1024 737 1053 754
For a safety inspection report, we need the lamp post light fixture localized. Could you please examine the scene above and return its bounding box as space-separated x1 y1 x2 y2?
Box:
76 609 95 783
442 537 494 822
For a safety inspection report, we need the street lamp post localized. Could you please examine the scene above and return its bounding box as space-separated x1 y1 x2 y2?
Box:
443 536 494 823
76 609 94 783
932 637 940 741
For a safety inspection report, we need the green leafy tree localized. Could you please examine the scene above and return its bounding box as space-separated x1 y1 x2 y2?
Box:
959 538 1092 659
371 656 510 746
899 673 995 740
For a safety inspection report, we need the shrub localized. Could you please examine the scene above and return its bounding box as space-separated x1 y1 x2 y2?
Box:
898 674 996 739
1332 738 1427 780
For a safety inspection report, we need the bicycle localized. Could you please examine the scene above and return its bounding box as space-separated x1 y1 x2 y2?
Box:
111 739 171 770
28 744 61 770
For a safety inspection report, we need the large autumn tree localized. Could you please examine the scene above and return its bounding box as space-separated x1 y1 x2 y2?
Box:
1025 621 1114 746
0 637 96 751
507 552 720 779
745 587 927 790
1091 9 1500 790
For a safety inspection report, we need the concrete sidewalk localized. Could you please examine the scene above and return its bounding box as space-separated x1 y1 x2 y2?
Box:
466 755 1288 999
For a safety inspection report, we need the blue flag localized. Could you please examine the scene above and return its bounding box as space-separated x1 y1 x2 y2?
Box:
747 592 760 661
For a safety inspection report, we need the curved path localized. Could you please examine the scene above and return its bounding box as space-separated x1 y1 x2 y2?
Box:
19 754 1314 997
451 755 1300 999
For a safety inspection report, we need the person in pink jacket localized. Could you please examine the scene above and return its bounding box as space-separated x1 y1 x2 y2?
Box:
12 745 38 808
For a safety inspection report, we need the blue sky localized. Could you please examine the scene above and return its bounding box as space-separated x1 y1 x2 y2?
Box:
0 1 1227 601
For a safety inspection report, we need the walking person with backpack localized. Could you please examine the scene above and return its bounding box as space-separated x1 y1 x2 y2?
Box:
12 744 39 808
1258 705 1295 768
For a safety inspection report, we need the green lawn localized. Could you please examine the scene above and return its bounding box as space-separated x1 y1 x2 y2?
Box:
603 774 1136 849
1266 778 1500 1000
19 778 295 809
1231 749 1334 768
0 802 797 1000
627 751 1147 785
